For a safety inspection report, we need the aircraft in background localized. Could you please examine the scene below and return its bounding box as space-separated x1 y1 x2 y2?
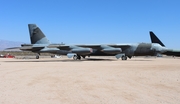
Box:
7 24 168 60
150 31 180 57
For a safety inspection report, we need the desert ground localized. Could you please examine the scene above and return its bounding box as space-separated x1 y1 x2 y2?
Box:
0 56 180 104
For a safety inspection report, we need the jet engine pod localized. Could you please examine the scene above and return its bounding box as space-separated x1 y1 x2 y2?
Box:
71 48 93 55
101 48 122 54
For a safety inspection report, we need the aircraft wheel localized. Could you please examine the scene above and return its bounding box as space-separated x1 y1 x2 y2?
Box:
36 55 39 59
82 56 86 59
73 55 78 60
77 55 81 60
121 56 127 60
128 56 132 59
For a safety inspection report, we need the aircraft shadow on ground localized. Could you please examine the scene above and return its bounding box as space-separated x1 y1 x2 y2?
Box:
128 59 153 61
4 58 115 63
85 58 115 61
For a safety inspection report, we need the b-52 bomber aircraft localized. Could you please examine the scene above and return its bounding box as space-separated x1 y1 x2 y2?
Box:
8 24 168 60
150 31 180 57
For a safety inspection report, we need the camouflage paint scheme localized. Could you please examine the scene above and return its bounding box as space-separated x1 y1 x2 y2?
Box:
17 24 168 60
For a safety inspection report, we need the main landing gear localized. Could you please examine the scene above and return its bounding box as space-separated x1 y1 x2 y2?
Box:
121 55 127 60
121 56 132 60
73 55 81 60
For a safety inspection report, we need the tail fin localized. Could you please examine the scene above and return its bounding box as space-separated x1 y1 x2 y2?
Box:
149 31 165 47
28 24 50 44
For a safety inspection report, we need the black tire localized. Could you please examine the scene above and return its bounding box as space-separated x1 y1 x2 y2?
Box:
36 55 39 59
77 55 81 60
73 55 78 60
121 56 127 60
82 56 86 59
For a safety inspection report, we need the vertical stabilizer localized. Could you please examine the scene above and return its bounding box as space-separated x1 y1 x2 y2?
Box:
28 24 50 44
149 31 165 47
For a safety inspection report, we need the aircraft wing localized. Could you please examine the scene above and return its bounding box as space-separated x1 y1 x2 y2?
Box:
49 44 131 50
163 49 180 57
5 47 21 50
83 44 131 49
48 44 131 59
4 47 21 51
48 45 71 50
18 46 45 52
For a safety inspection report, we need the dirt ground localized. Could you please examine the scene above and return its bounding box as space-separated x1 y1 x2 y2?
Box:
0 57 180 104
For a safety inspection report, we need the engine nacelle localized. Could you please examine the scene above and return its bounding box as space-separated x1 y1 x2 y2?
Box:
101 48 122 54
71 48 93 55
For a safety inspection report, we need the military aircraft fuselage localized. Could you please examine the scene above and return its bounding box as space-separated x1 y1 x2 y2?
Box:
133 43 155 56
77 43 166 58
163 50 180 57
19 42 167 60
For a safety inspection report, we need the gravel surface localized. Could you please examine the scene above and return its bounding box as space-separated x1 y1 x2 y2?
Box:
0 57 180 104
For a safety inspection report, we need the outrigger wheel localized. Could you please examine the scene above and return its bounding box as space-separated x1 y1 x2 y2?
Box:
36 53 40 59
36 55 39 59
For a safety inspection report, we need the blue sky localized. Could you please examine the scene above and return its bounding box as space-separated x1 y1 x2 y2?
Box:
0 0 180 48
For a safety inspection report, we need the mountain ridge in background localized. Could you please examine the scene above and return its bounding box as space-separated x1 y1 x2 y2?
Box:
0 39 24 51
